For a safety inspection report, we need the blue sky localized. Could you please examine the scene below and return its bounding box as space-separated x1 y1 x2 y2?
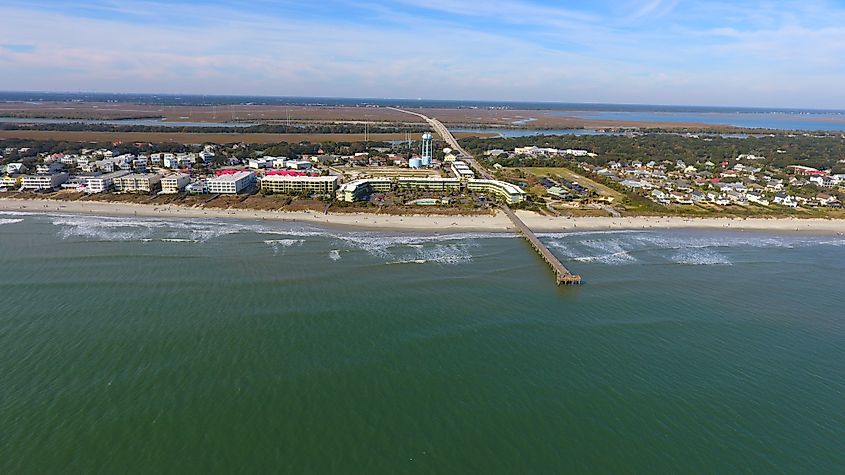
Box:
1 0 845 107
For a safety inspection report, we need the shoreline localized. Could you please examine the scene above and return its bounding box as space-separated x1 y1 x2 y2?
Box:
2 197 845 235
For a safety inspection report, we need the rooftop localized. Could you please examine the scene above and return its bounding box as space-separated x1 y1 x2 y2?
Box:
262 175 338 182
209 171 255 182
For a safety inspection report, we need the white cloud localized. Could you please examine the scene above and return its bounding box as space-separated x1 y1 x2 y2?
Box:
1 0 845 107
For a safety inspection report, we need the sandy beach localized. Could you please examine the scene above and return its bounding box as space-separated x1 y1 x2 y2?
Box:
2 197 845 234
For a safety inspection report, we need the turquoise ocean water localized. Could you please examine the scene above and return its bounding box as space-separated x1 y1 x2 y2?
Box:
1 212 843 473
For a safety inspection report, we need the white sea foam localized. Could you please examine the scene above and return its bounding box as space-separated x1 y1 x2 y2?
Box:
0 218 23 226
546 241 577 258
46 215 491 266
329 249 341 261
670 249 732 266
540 231 845 267
388 259 428 265
264 239 304 255
140 238 198 244
0 211 40 217
43 213 845 268
322 232 494 262
538 230 650 239
51 215 271 243
547 229 845 267
415 244 473 265
575 239 637 265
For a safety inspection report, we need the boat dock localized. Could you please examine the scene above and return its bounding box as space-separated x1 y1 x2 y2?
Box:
501 206 582 286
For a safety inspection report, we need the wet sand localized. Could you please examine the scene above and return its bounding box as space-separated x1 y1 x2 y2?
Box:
3 198 845 235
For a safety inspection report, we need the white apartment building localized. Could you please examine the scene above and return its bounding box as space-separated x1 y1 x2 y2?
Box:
132 158 148 172
287 160 313 170
84 171 130 193
207 171 256 194
451 161 475 180
248 158 274 170
161 173 191 194
199 151 215 163
22 173 69 190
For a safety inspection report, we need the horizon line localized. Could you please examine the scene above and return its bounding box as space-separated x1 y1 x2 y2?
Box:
1 90 844 113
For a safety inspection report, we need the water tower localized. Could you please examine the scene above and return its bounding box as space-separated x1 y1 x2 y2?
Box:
421 132 433 166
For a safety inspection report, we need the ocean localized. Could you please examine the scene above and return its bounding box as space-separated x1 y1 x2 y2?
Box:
1 212 844 473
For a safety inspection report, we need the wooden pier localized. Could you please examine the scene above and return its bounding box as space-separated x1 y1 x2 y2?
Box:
501 206 582 286
387 107 583 286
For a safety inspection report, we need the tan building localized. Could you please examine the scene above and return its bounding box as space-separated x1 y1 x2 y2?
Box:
260 175 339 196
466 179 526 204
396 177 461 191
114 173 161 193
337 178 393 202
337 177 462 202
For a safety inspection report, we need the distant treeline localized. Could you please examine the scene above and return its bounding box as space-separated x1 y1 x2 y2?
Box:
461 133 845 173
0 137 400 166
0 123 430 134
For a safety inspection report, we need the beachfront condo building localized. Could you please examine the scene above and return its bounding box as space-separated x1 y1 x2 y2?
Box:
84 171 130 193
396 177 462 192
260 175 339 196
161 173 191 194
114 173 162 194
337 176 526 203
22 172 69 190
337 178 395 202
207 171 256 194
466 179 526 204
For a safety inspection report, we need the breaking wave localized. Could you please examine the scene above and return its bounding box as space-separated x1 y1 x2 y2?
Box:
51 215 242 242
575 239 637 265
542 231 845 266
45 214 500 265
40 213 845 268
